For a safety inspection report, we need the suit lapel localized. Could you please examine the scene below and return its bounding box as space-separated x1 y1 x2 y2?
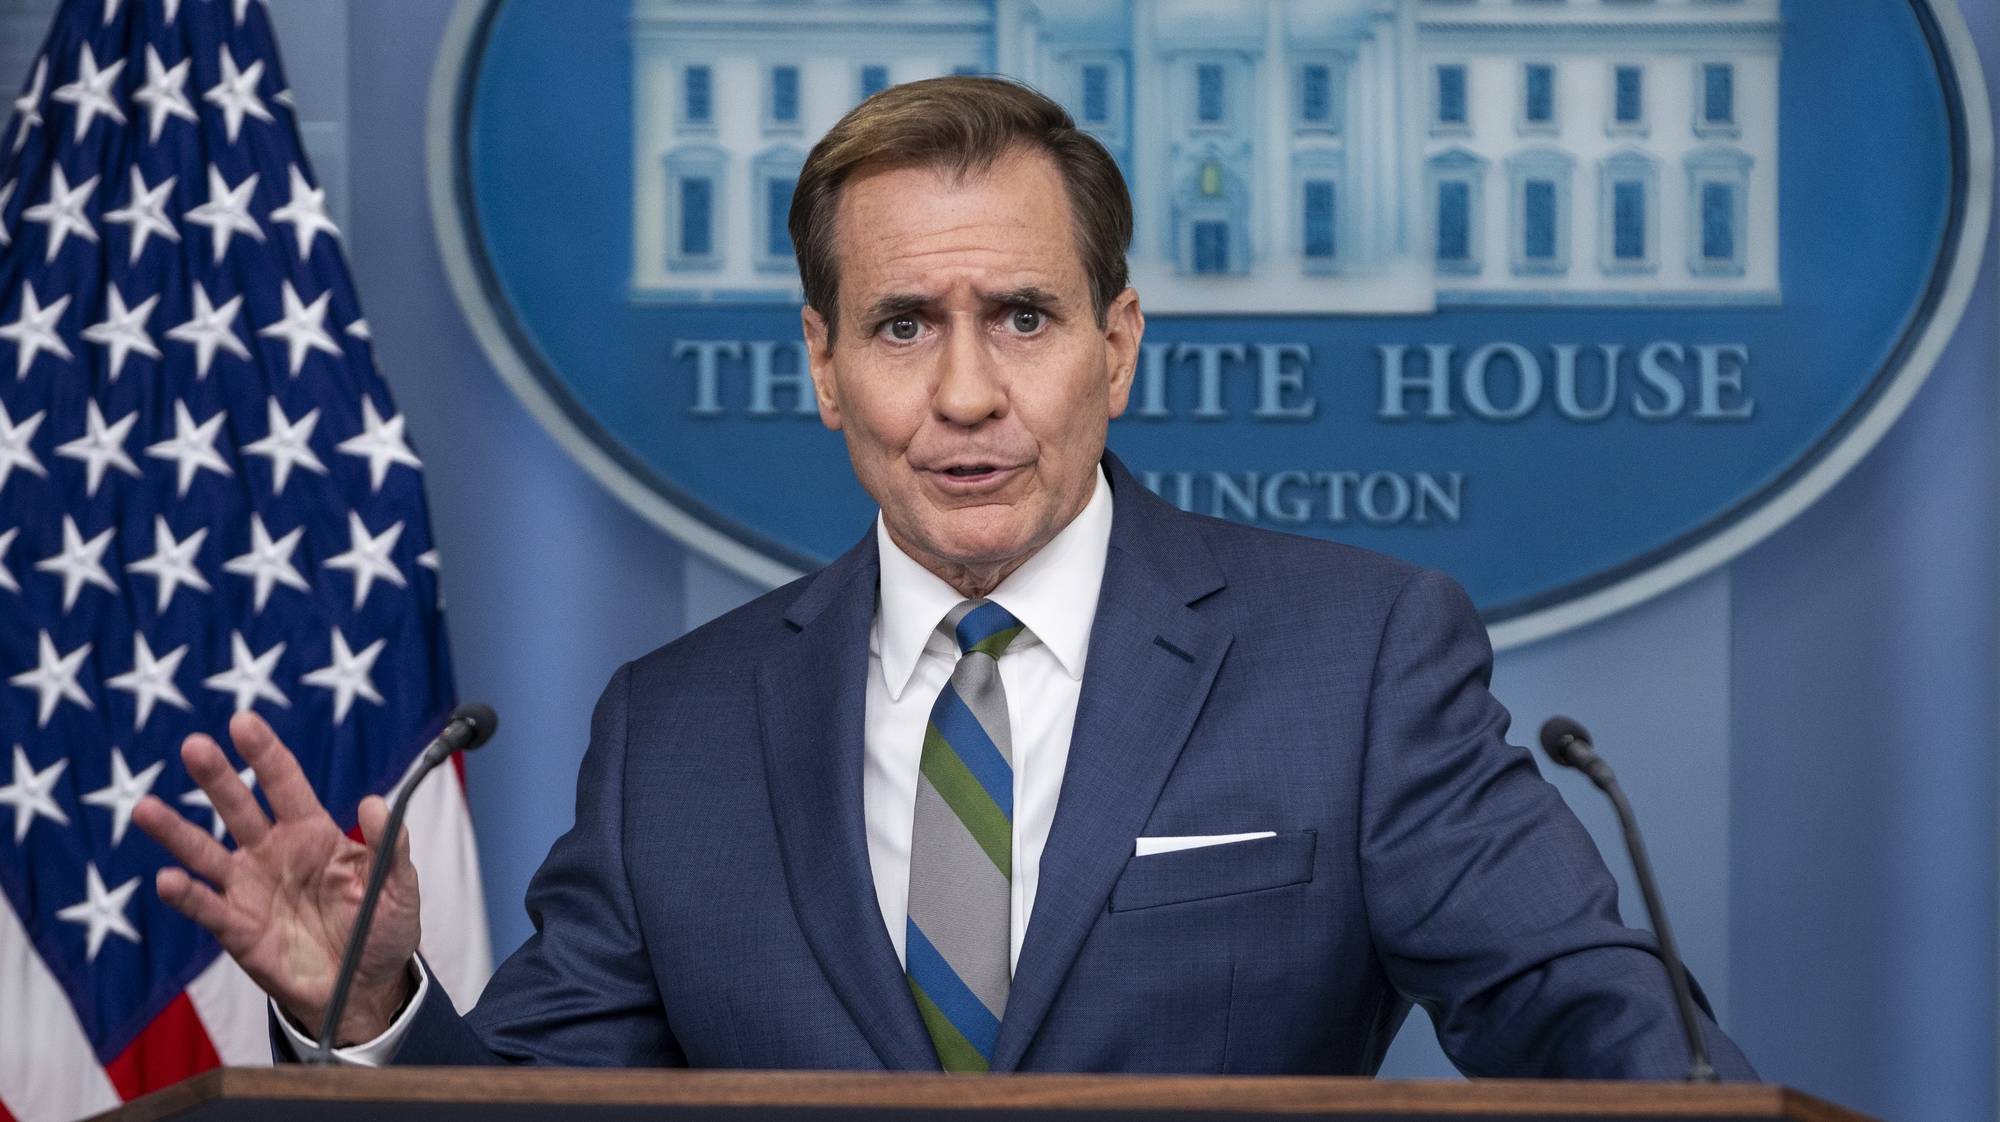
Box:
990 458 1232 1071
757 536 938 1071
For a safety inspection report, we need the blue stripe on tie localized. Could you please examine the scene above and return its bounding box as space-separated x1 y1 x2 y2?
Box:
906 919 1001 1059
930 685 1013 818
955 601 1020 652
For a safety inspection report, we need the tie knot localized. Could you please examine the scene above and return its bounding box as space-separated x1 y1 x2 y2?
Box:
949 599 1025 658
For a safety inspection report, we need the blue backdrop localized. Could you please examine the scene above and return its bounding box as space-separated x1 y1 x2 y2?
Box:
238 1 2000 1118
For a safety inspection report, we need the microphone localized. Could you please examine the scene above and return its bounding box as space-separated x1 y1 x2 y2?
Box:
307 702 498 1063
1537 716 1717 1083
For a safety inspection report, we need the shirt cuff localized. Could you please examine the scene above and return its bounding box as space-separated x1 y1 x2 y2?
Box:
272 957 428 1066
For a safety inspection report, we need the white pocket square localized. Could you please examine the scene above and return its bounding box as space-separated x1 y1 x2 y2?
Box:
1134 831 1278 857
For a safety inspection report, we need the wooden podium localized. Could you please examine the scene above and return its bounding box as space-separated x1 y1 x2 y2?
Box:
87 1068 1880 1122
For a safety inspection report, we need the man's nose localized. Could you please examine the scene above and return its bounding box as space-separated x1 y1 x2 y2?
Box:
932 317 1007 425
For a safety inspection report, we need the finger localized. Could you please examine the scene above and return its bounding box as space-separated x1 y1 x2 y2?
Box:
156 867 245 954
356 795 411 871
132 794 235 885
182 734 270 847
230 711 324 824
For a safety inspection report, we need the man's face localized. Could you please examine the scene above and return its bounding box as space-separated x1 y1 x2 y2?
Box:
802 148 1143 587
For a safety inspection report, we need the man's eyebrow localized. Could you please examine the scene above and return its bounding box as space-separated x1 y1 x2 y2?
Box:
859 292 934 322
982 285 1062 309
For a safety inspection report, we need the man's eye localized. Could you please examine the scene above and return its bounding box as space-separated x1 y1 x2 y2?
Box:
1008 309 1044 334
884 317 921 341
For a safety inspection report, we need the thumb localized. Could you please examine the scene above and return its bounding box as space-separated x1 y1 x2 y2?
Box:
355 795 412 872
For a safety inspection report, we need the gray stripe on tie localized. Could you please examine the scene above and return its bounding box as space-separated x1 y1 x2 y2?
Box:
907 776 1012 1018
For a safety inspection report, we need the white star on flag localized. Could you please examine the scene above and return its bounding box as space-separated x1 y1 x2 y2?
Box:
9 57 45 154
346 318 371 341
269 164 339 257
0 281 75 378
81 747 165 847
34 514 117 612
0 399 48 492
0 744 69 842
0 180 14 248
185 166 264 263
337 398 422 492
302 628 386 724
126 516 211 612
324 512 406 609
132 45 197 143
145 400 234 497
81 285 162 380
9 630 93 727
22 164 99 262
222 513 309 612
201 632 287 715
55 400 142 497
106 633 192 730
178 766 257 839
0 528 18 595
242 398 326 494
50 43 126 141
165 282 250 378
104 166 181 263
55 864 142 962
258 281 342 376
203 47 273 144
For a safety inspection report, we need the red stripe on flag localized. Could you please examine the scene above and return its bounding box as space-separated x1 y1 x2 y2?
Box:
104 992 224 1101
0 1092 17 1121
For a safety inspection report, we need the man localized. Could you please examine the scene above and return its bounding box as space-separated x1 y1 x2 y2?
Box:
136 77 1753 1077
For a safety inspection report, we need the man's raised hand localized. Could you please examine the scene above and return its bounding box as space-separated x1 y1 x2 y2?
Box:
132 711 422 1046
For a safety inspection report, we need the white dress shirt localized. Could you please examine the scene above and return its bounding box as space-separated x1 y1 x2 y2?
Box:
287 466 1114 1061
865 466 1112 973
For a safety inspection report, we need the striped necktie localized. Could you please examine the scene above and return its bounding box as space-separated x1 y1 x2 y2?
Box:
906 599 1025 1072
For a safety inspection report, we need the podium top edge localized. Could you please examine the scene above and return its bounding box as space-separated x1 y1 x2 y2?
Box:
90 1068 1880 1122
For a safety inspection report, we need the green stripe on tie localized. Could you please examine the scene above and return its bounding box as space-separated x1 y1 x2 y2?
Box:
909 978 990 1072
965 625 1024 660
920 724 1012 879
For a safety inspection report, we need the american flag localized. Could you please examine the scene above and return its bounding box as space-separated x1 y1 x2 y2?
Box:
0 2 491 1118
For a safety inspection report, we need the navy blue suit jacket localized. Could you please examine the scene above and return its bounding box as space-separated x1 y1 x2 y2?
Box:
381 455 1752 1077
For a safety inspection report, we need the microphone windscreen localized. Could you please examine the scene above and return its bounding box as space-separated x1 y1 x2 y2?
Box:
449 702 500 751
1538 715 1592 769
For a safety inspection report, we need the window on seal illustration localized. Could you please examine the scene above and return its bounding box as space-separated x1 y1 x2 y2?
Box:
664 146 725 272
1303 180 1337 265
1193 222 1229 274
1433 63 1469 133
1507 148 1574 275
1071 56 1127 144
859 64 890 101
1598 150 1658 274
1521 63 1556 132
1082 63 1110 124
681 64 713 129
1196 63 1227 125
1686 146 1752 276
1609 64 1645 134
1298 62 1337 132
753 146 806 272
1696 62 1738 136
1427 149 1486 275
767 64 801 129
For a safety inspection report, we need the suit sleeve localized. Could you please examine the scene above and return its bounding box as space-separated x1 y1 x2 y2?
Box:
383 661 688 1066
1355 569 1754 1080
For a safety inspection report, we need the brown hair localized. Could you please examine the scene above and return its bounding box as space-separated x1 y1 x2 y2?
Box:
788 75 1132 337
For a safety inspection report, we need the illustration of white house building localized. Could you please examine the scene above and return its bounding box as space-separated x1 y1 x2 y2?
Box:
629 0 1780 313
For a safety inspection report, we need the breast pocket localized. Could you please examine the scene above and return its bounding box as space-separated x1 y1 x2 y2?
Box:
1108 829 1317 913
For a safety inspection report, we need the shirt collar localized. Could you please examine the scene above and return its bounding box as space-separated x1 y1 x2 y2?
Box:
875 465 1113 701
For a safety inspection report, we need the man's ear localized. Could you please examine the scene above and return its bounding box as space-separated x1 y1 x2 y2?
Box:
1101 287 1144 420
802 305 843 431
